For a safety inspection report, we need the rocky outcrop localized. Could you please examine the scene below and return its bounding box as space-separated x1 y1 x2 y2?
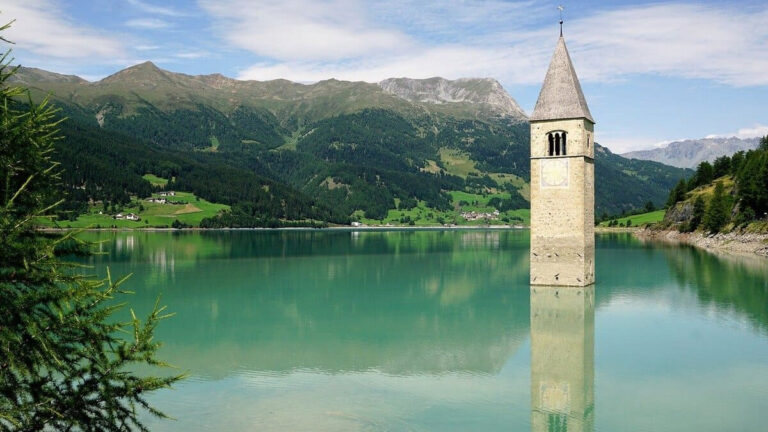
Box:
379 77 527 121
636 228 768 257
663 201 694 224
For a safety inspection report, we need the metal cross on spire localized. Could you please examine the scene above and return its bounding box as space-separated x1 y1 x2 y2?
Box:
558 5 564 37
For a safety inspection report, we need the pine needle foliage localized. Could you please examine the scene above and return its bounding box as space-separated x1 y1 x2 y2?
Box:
0 21 184 431
702 182 730 233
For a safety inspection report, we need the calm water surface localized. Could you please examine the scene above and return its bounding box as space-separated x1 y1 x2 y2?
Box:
76 230 768 431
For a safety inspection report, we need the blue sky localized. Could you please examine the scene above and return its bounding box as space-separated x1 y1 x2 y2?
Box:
2 0 767 153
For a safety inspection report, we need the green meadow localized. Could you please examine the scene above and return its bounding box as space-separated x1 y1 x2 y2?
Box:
142 173 169 187
39 191 229 229
598 209 665 227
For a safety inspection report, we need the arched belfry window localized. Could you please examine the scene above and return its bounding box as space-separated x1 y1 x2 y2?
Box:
546 131 567 156
548 134 554 156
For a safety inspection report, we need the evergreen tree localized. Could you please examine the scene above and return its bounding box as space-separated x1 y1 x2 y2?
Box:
0 23 183 431
730 151 746 176
644 201 656 212
703 182 729 233
737 150 768 218
691 161 714 188
689 195 706 232
712 155 731 179
666 178 688 207
760 135 768 151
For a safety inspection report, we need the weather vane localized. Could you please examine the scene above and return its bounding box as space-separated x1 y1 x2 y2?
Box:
558 5 564 37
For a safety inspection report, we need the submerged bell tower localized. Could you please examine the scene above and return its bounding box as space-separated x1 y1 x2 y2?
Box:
529 26 595 287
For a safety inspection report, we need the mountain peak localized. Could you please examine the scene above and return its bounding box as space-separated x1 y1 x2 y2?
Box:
120 61 163 74
99 61 169 85
379 77 527 121
136 60 158 68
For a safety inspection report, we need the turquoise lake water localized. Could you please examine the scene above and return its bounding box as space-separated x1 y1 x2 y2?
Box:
77 230 768 431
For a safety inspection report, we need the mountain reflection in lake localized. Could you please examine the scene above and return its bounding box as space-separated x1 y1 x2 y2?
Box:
75 230 768 431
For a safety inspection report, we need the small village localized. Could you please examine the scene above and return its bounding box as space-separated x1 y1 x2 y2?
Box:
112 212 141 221
460 209 501 221
111 192 184 221
145 191 178 205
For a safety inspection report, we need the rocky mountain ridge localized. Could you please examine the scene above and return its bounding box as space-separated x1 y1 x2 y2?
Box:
379 77 527 121
622 137 760 168
12 62 527 123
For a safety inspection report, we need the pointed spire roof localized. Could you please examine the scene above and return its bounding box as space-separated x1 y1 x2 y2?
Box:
531 37 594 123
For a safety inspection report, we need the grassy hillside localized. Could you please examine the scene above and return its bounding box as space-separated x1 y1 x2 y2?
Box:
598 210 665 227
38 192 229 229
142 173 168 186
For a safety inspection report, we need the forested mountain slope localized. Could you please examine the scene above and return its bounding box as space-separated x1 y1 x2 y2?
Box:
13 63 691 225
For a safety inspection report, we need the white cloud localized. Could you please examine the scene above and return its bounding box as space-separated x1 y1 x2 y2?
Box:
125 18 171 29
206 1 768 87
236 45 510 82
734 124 768 139
1 0 124 59
126 0 188 17
199 0 412 61
564 3 768 86
706 124 768 140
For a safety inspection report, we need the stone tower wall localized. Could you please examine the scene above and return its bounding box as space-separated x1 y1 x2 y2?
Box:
531 118 594 159
530 118 595 286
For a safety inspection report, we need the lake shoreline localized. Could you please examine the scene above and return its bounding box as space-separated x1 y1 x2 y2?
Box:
40 224 652 233
37 224 529 233
635 228 768 258
594 226 640 234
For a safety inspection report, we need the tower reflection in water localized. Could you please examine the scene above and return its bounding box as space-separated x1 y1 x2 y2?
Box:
530 285 595 432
